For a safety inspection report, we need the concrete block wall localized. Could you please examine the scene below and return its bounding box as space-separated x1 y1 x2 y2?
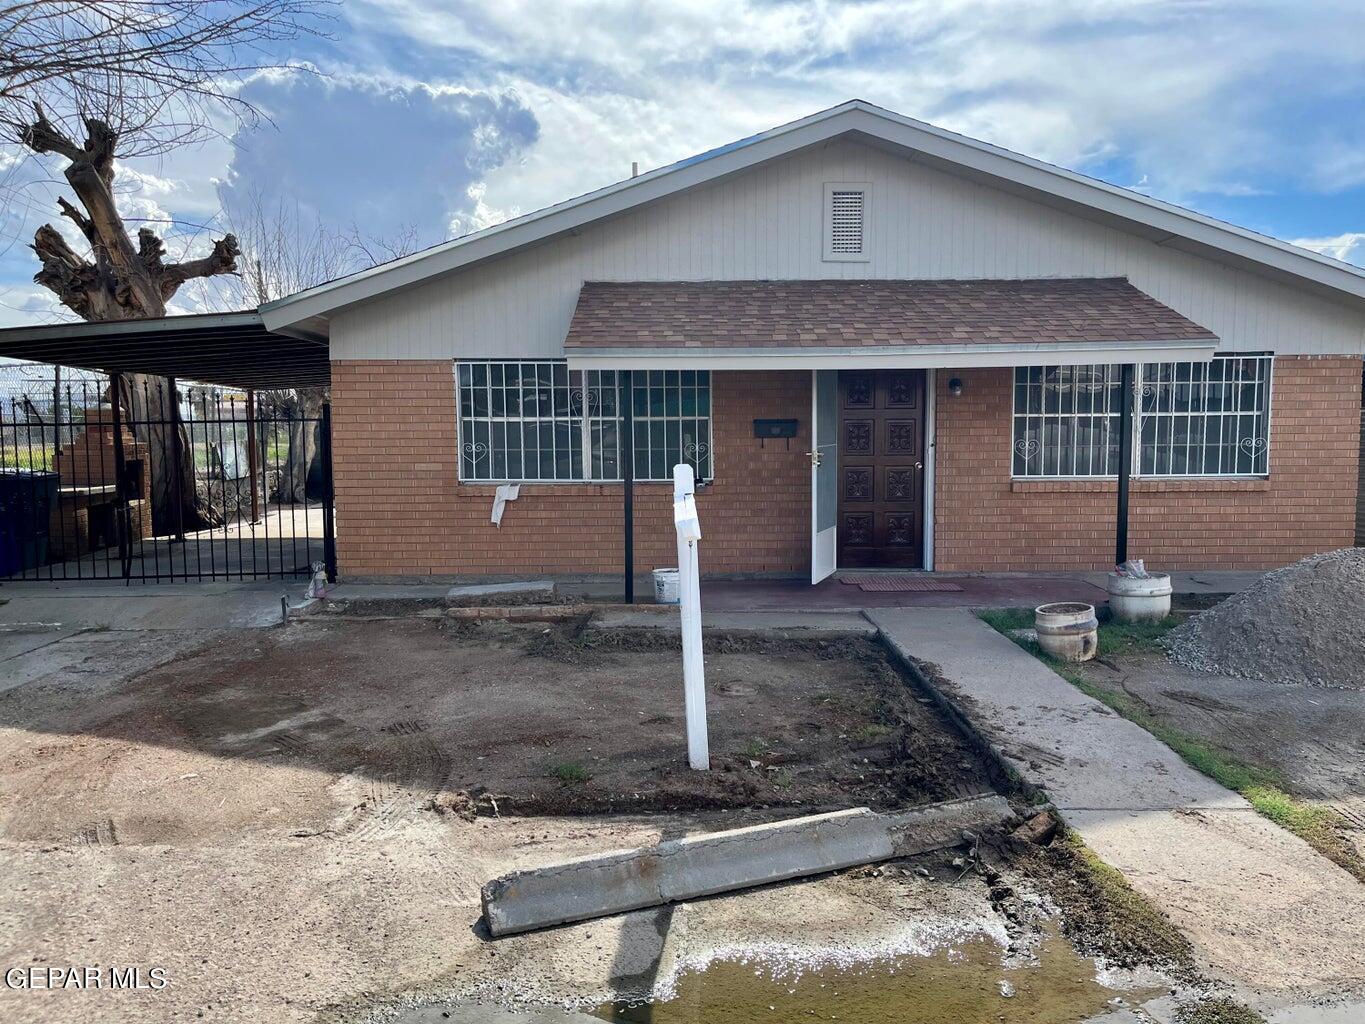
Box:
932 356 1362 571
329 363 810 577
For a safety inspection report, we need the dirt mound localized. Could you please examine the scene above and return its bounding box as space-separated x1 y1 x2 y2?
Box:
1165 548 1365 688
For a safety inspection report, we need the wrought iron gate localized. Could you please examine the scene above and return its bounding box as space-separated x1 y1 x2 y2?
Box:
1 369 335 583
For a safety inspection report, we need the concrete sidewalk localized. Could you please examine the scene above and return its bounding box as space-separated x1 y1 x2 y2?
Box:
0 581 307 629
870 607 1365 1015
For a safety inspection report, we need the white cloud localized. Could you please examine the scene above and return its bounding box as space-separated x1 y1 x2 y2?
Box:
4 0 1365 327
0 285 68 327
1291 232 1365 267
449 181 518 236
350 0 1365 209
218 72 538 248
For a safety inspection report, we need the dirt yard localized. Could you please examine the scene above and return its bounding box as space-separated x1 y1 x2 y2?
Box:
0 614 1060 1024
0 616 996 841
1073 642 1365 857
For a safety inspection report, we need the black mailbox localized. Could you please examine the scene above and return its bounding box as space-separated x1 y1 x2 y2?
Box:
753 418 798 439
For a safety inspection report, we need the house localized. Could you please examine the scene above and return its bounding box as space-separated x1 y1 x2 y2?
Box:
260 100 1365 582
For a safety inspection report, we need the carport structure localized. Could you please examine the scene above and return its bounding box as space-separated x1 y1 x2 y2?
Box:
0 311 336 584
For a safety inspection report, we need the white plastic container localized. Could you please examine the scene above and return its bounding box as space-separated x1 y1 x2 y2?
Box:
1035 602 1098 662
652 567 681 605
1106 571 1172 622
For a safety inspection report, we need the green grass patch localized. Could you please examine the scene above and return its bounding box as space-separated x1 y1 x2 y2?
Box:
1 446 55 471
978 608 1365 884
977 606 1178 659
1015 826 1196 974
741 738 770 761
546 761 591 785
852 723 893 743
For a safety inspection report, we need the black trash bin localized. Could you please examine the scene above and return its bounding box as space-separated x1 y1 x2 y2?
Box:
0 469 59 577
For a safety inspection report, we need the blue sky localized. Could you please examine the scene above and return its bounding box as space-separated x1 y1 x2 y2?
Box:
2 0 1364 325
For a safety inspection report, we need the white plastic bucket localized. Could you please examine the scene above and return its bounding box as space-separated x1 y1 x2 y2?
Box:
653 567 681 605
1035 602 1098 662
1106 572 1172 622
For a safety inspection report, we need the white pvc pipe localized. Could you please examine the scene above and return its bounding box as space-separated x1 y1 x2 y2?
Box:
673 464 709 771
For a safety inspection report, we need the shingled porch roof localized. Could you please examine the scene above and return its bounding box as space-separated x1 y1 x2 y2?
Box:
564 278 1219 369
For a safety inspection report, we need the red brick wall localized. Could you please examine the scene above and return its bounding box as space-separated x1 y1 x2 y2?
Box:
330 362 811 578
332 356 1361 578
933 356 1362 571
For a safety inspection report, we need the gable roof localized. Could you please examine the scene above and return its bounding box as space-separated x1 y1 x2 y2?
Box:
260 100 1365 335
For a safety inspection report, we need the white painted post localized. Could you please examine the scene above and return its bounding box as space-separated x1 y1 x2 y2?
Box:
673 464 709 770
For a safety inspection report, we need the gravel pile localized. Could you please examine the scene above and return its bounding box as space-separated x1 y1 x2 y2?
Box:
1164 548 1365 688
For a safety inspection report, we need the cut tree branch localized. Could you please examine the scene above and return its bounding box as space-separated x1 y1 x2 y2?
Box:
17 101 83 160
57 195 95 246
31 221 112 320
160 234 240 298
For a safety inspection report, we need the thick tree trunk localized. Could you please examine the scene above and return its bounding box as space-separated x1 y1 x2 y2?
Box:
283 388 325 503
116 374 208 534
20 112 240 536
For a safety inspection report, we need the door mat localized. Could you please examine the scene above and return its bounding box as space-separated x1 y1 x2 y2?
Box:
837 574 964 593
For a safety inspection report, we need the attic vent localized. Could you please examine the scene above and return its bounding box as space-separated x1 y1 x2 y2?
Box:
823 182 871 262
830 191 864 253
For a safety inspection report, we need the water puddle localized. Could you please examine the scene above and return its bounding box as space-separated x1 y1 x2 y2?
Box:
590 930 1148 1023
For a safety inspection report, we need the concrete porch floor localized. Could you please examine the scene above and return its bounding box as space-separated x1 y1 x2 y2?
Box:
565 569 1261 612
0 570 1262 632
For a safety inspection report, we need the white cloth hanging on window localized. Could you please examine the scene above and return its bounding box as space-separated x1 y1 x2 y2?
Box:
491 483 520 527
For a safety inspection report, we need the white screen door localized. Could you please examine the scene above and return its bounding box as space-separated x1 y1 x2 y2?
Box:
811 369 838 583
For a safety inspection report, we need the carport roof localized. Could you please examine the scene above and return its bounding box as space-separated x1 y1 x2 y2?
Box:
0 311 328 390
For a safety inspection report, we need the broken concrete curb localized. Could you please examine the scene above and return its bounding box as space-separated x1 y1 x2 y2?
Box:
480 794 1013 936
445 603 593 621
446 580 558 605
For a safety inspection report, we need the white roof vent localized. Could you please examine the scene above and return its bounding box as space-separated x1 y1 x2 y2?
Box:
824 182 870 262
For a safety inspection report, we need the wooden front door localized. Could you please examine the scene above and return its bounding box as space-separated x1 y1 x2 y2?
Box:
837 370 925 568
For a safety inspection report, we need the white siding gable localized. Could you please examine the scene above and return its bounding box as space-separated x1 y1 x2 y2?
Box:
332 139 1365 360
823 182 870 262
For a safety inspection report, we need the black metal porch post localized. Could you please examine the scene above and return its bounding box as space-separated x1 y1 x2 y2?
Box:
1116 363 1135 566
620 370 634 604
320 401 337 584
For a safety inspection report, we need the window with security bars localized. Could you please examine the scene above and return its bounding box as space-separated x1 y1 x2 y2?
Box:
457 362 712 483
1012 364 1124 477
1138 355 1272 476
1012 355 1273 478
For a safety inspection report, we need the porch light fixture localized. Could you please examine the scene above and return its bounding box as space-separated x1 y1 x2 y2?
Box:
948 377 964 396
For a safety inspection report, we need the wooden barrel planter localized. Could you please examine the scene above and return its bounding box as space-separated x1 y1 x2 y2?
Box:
1035 602 1098 662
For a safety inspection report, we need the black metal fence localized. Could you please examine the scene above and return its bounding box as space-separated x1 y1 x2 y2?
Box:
0 369 334 583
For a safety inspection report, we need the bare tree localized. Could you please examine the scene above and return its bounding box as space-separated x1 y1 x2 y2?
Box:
0 1 330 530
1 2 331 156
224 191 423 503
231 193 348 308
20 109 244 320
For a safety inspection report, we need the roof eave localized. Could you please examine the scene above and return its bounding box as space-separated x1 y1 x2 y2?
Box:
566 337 1220 370
0 310 264 344
0 311 329 390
